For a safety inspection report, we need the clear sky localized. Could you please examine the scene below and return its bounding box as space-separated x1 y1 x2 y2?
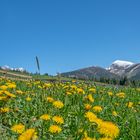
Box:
0 0 140 75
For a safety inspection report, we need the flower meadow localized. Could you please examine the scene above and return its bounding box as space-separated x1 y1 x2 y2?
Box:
0 78 139 140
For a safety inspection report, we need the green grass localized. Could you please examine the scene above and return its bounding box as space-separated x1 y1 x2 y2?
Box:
0 79 140 140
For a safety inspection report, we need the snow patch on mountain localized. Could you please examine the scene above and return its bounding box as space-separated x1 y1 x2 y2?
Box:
0 65 25 72
112 60 134 68
107 60 135 76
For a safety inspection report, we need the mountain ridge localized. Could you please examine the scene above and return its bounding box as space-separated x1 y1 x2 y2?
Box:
62 60 140 80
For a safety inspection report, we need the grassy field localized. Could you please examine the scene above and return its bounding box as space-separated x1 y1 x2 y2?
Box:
0 77 140 140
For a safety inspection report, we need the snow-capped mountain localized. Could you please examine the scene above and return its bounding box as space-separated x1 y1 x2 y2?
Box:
107 60 140 80
62 60 140 80
0 65 25 72
107 60 135 76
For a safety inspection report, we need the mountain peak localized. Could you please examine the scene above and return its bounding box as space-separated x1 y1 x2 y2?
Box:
112 60 134 67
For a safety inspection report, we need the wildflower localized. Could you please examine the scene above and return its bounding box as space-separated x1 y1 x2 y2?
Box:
93 106 103 113
85 94 94 103
53 101 64 109
66 91 72 95
16 90 24 95
18 128 37 140
4 91 16 98
116 92 125 98
46 97 54 103
108 92 113 96
0 96 8 101
26 97 32 101
11 124 25 134
112 111 118 117
52 116 64 124
0 85 8 90
77 88 85 94
97 121 120 138
127 102 133 108
85 104 92 110
40 114 51 121
98 138 113 140
44 83 51 88
89 88 96 93
7 83 16 89
85 112 97 123
0 107 10 113
49 125 62 134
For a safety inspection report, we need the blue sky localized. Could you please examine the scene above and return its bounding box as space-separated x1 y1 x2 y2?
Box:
0 0 140 75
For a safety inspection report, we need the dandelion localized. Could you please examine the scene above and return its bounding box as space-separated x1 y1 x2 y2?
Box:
93 106 103 113
66 91 72 95
98 138 113 140
112 111 118 117
97 121 120 138
18 128 37 140
52 116 64 124
116 92 125 98
11 124 25 134
40 114 51 121
85 94 94 103
89 88 96 93
26 97 32 101
7 83 16 89
127 102 133 108
77 88 85 94
46 97 54 103
0 96 8 101
85 111 98 123
49 125 62 134
108 92 113 96
4 91 16 98
84 104 92 110
53 101 64 109
0 85 8 90
0 107 10 113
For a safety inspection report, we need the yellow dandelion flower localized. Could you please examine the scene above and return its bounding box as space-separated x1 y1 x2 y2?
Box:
52 116 64 124
66 91 72 95
77 88 85 94
0 96 8 101
16 90 24 95
98 138 113 140
108 92 113 96
0 85 8 90
93 106 103 113
4 91 16 98
89 88 96 93
46 97 54 103
49 125 62 134
18 128 37 140
85 94 94 103
11 124 25 134
26 97 32 101
40 114 51 121
116 92 125 98
98 121 120 138
83 137 96 140
85 104 92 110
0 107 10 113
44 83 51 88
85 111 98 123
112 111 118 117
7 83 16 89
53 101 64 109
127 102 133 108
